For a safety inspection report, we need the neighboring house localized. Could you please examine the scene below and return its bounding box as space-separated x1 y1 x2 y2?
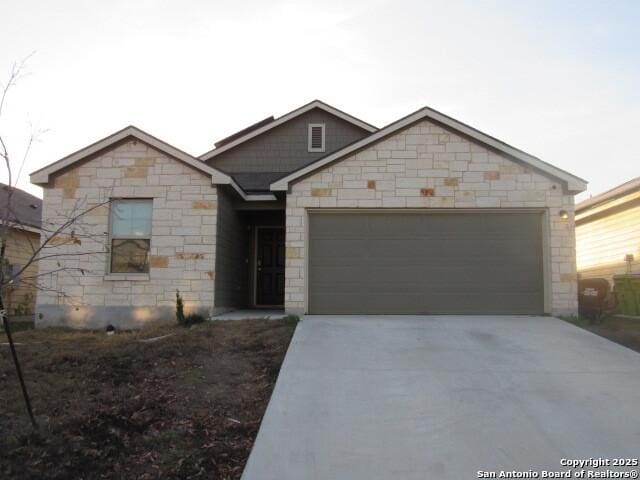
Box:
30 100 586 328
576 177 640 284
0 183 42 316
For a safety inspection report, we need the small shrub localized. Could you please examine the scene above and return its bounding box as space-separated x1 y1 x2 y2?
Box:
12 301 32 316
184 313 206 326
284 314 300 334
176 290 186 325
284 314 299 324
176 290 206 327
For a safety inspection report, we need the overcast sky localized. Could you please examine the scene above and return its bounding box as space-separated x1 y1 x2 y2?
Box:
1 0 638 201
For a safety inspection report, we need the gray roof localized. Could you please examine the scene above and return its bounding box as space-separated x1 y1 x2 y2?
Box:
214 116 275 148
576 176 640 213
0 183 42 229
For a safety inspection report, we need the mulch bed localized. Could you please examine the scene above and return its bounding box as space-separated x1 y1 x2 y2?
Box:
0 318 297 479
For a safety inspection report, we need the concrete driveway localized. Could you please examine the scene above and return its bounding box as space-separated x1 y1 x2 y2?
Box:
242 316 640 479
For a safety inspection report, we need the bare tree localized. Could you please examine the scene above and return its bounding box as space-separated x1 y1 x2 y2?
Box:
1 57 110 429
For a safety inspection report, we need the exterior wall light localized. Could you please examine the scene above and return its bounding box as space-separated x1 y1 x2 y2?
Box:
558 210 569 220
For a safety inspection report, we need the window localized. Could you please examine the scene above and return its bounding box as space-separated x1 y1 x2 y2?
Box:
308 124 325 152
0 264 20 287
109 199 152 273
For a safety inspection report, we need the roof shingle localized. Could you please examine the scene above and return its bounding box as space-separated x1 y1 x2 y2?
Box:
0 183 42 229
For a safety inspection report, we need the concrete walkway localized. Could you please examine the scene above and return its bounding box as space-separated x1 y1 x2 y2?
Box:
242 316 640 479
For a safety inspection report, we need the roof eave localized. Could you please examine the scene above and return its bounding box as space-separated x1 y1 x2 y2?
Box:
7 222 41 234
30 126 233 186
566 179 588 194
576 177 640 213
200 100 377 161
227 179 277 202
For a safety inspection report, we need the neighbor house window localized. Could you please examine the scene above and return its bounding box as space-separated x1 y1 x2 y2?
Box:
0 263 19 287
109 199 152 273
308 124 325 152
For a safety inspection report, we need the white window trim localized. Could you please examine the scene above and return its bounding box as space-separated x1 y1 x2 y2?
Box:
308 123 326 153
108 198 153 275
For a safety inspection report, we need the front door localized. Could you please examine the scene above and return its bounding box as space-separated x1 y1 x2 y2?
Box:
256 227 285 306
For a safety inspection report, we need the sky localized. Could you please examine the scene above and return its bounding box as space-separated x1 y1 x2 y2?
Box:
0 0 638 201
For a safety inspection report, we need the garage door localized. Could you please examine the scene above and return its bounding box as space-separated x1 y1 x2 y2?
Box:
308 211 544 314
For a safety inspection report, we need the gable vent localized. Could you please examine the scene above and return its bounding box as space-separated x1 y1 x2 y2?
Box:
308 124 325 152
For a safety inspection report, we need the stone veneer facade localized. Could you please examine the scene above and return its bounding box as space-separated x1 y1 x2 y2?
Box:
285 119 578 316
37 140 218 328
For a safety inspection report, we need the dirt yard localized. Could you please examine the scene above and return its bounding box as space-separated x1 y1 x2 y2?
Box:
0 317 298 479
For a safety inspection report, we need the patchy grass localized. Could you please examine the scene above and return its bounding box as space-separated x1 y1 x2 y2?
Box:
561 315 640 353
0 318 298 480
1 320 35 333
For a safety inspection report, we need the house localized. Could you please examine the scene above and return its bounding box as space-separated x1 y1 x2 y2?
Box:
30 100 586 328
576 177 640 284
0 183 42 316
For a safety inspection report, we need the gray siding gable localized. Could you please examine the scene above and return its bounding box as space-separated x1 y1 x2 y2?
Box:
206 108 371 191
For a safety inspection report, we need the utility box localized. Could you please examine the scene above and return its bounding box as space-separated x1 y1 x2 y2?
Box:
613 275 640 316
578 278 610 319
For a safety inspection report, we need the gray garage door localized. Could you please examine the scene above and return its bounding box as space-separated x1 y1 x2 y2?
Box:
308 211 544 314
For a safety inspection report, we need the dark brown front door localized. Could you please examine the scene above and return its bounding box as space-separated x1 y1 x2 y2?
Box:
256 228 285 306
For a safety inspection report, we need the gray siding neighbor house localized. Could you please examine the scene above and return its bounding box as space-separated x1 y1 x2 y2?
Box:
30 100 586 328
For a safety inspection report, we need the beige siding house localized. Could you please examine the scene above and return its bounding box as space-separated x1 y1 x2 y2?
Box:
30 101 587 328
576 177 640 283
3 229 41 315
0 184 42 316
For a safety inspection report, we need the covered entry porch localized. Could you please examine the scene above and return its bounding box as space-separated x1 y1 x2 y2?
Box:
214 188 285 313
